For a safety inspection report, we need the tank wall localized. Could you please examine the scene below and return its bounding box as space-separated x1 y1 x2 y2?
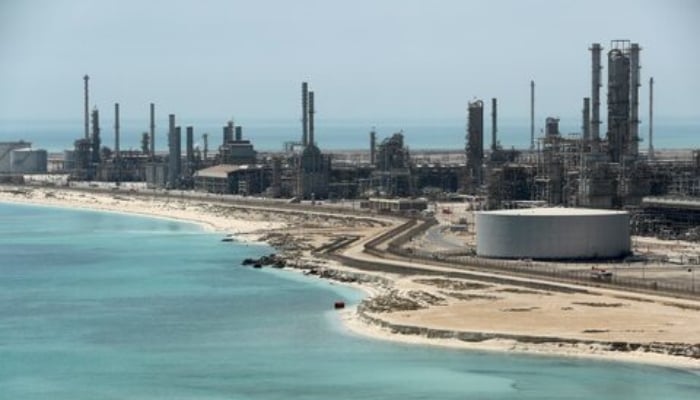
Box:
476 213 630 259
10 150 48 174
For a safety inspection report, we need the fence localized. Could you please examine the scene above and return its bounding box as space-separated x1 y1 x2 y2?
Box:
367 218 699 298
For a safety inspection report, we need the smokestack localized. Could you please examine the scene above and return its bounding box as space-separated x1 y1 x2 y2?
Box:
590 43 602 145
186 126 194 167
308 91 315 146
114 103 120 159
202 133 209 160
91 108 101 164
302 82 309 146
582 97 591 141
174 126 181 178
628 43 641 158
168 114 178 188
149 103 155 158
491 98 498 151
235 126 242 141
648 77 654 160
530 81 535 151
84 75 89 140
370 128 376 166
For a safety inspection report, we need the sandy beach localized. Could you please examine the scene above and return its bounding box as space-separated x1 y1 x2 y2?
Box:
1 185 699 369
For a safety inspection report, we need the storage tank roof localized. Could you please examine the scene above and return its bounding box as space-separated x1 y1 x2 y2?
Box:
478 207 628 216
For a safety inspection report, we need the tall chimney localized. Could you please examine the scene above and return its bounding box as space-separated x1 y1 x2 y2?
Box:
168 114 177 188
648 76 654 160
582 97 591 141
628 43 641 158
530 81 535 151
149 103 155 158
91 108 101 164
370 128 376 166
590 43 602 145
202 133 209 160
491 98 498 151
114 103 120 159
302 82 309 146
84 75 89 140
308 91 315 146
186 126 194 165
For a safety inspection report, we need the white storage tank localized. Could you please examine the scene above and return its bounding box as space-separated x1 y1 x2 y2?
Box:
0 141 32 172
10 148 48 174
476 208 630 260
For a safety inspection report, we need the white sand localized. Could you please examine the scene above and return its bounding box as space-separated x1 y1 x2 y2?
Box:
2 185 699 369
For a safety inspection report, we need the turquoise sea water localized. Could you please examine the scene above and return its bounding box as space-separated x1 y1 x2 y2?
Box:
0 203 698 399
0 117 698 152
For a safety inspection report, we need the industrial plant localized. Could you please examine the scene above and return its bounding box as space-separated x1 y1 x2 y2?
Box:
1 40 699 255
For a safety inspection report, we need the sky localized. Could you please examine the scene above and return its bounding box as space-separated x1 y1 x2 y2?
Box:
1 0 699 124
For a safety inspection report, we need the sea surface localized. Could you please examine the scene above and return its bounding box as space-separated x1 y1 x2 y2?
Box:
0 203 698 399
0 117 698 152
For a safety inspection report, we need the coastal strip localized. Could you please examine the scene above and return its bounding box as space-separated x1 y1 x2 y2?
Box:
2 185 699 369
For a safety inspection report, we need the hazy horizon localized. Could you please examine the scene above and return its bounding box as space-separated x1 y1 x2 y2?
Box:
1 0 699 125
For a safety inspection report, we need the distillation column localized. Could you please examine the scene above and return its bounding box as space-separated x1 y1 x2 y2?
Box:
530 81 535 151
628 43 641 158
590 43 602 149
308 91 315 146
302 82 309 147
491 98 498 151
648 77 654 160
149 103 155 158
582 97 591 141
114 103 120 159
84 75 90 140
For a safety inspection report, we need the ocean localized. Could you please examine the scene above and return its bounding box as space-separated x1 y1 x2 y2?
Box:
0 117 697 153
0 202 698 399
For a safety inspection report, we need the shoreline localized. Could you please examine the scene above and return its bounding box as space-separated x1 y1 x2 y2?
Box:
1 185 699 371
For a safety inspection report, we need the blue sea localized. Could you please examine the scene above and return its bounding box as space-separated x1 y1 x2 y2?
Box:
0 117 697 152
0 203 699 399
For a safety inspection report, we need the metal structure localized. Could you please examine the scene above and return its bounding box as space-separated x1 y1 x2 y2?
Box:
476 208 631 259
91 108 101 164
491 98 498 151
530 81 535 151
149 103 155 158
648 77 654 159
223 120 234 144
545 117 560 136
629 43 641 158
0 141 32 173
308 91 315 145
466 100 484 190
369 128 376 166
606 40 641 162
295 82 330 199
34 41 698 246
167 114 181 188
10 148 47 173
582 97 590 141
590 43 602 146
84 75 89 140
114 103 121 182
186 126 194 174
302 82 309 146
114 103 120 160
